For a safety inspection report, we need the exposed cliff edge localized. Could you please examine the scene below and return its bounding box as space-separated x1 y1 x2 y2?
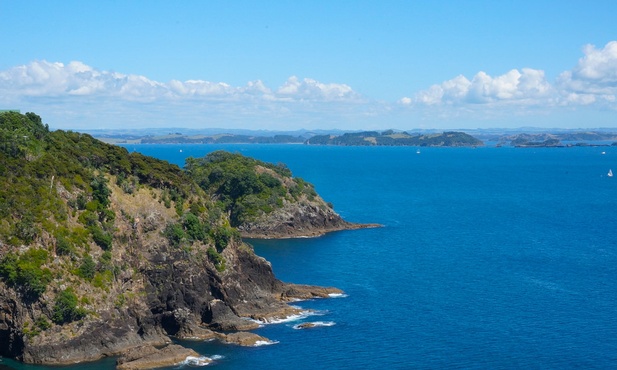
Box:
0 112 354 366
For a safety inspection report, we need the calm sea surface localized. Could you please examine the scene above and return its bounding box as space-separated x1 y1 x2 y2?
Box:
5 144 617 369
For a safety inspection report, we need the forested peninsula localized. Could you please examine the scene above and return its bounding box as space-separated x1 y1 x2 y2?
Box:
0 112 373 367
305 130 483 146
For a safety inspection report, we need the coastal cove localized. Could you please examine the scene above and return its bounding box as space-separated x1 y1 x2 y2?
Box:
4 144 617 369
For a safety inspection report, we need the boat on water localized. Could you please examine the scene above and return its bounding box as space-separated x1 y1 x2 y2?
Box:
609 169 613 177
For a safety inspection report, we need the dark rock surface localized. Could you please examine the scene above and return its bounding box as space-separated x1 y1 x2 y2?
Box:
238 200 380 238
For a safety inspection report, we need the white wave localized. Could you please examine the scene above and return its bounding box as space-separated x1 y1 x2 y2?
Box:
178 355 218 367
328 293 348 298
258 311 312 324
293 321 336 330
254 339 279 346
252 307 320 325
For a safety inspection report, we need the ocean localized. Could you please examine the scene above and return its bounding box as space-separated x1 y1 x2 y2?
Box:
4 144 617 369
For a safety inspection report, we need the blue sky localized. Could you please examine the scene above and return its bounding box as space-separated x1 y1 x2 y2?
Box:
1 0 616 131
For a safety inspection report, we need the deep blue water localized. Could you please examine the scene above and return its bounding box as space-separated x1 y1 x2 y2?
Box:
4 144 617 369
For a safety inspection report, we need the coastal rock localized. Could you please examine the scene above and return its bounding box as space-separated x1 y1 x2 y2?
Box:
216 331 271 346
280 284 344 300
238 200 380 239
206 299 260 331
295 322 317 329
116 344 204 370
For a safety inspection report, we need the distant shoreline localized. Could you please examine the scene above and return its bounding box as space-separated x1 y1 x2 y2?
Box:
93 129 617 148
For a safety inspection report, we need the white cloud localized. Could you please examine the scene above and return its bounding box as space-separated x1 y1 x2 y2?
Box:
408 68 552 107
0 61 361 105
2 42 616 130
277 76 358 101
0 60 370 129
407 41 617 112
556 41 617 106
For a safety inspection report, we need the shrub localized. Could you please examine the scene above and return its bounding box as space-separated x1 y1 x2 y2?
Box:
163 222 185 247
90 226 112 250
92 270 113 291
206 247 225 272
0 248 52 297
183 212 206 242
35 315 51 331
52 287 86 324
210 224 239 252
77 255 96 281
56 235 74 256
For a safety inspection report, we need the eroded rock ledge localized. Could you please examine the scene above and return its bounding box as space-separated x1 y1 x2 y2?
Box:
238 201 381 239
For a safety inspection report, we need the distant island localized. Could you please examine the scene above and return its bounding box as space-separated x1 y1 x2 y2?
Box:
88 128 617 148
504 133 617 147
96 130 485 147
305 130 483 147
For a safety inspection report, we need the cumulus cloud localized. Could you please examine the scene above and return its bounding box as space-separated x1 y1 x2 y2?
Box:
406 40 617 111
277 76 357 101
0 60 360 106
406 68 552 107
0 60 371 129
556 41 617 105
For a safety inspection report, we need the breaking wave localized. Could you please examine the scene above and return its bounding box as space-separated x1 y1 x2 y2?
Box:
178 354 222 367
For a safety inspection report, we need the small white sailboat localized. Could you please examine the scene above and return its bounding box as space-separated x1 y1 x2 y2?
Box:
609 169 613 177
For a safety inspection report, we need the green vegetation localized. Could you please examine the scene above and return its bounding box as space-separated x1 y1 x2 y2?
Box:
0 111 214 327
0 248 52 298
0 111 196 251
77 255 96 281
207 247 226 272
52 288 87 324
306 130 483 146
185 151 317 226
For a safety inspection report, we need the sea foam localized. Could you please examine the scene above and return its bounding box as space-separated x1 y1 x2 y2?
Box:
178 355 220 367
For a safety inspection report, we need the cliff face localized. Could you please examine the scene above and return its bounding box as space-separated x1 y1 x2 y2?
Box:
0 112 344 366
0 181 338 365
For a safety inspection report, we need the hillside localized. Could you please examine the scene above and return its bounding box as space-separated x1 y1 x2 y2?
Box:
0 112 349 366
185 151 377 238
305 130 484 146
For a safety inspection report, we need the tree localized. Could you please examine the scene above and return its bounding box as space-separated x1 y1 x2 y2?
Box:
77 255 96 281
52 288 86 324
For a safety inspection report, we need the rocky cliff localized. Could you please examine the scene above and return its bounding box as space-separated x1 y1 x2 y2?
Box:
0 112 348 367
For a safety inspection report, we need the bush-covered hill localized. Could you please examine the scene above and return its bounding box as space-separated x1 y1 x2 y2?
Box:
186 151 319 225
185 151 375 238
0 112 345 366
306 130 483 146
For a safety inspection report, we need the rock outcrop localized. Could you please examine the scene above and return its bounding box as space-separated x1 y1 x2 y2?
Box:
237 198 379 238
116 344 204 370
